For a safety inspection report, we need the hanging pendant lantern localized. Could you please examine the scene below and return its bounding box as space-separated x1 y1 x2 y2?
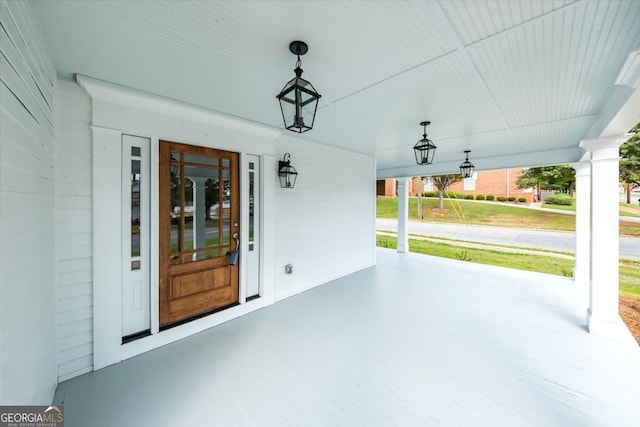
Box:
413 121 437 165
278 153 298 189
459 150 475 178
276 41 322 133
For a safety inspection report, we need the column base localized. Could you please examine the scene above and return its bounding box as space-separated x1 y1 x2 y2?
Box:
586 308 636 344
573 266 589 288
396 245 408 254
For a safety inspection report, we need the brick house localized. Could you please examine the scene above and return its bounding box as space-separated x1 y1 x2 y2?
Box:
376 168 535 202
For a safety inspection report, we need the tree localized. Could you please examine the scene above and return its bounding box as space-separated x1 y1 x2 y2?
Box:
516 165 576 198
620 123 640 203
429 174 463 209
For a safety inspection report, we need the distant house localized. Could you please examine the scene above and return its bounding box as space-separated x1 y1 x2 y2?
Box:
376 168 535 202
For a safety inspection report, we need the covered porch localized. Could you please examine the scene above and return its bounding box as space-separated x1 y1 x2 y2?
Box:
54 249 640 426
2 0 640 413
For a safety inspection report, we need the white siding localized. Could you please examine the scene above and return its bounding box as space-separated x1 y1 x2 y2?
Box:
274 137 376 300
54 80 93 381
0 0 57 404
67 76 376 369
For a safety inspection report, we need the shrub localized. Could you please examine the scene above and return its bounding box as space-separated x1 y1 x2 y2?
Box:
486 195 495 201
444 192 466 199
475 195 485 200
545 193 574 206
497 196 507 202
465 195 474 200
507 196 516 202
424 191 438 197
518 197 527 203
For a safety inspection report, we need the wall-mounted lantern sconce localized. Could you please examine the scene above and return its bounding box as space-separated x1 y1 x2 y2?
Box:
413 121 437 165
278 153 298 189
276 41 322 133
459 150 475 178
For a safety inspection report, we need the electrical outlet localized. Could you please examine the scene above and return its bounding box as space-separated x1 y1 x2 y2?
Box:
285 264 293 274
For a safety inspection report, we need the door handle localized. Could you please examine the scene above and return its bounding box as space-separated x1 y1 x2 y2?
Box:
229 232 240 265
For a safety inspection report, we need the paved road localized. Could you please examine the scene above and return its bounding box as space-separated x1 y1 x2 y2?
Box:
376 218 640 260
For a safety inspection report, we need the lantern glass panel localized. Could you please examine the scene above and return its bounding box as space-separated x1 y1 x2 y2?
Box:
278 77 320 133
460 163 474 178
414 140 436 165
278 165 298 189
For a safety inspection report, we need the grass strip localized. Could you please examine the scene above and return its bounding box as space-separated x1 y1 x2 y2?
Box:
377 197 640 237
541 203 640 218
376 234 640 301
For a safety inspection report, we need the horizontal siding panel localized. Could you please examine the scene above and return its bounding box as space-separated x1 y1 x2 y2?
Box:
55 134 92 156
57 258 92 274
55 208 91 222
55 154 92 176
274 140 375 299
55 103 92 123
54 80 94 381
0 191 51 219
56 195 92 210
57 307 92 325
0 37 52 128
1 1 55 104
0 100 54 164
58 343 93 364
1 0 57 404
2 212 53 246
57 232 92 248
56 319 93 338
57 294 93 313
0 136 54 186
56 245 93 261
57 269 92 288
57 331 93 352
55 169 92 184
3 1 57 82
0 147 54 195
57 219 91 234
55 182 92 197
58 358 92 382
56 282 92 299
0 97 53 158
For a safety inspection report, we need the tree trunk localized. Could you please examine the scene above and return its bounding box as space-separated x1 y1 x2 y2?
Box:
438 189 445 209
627 183 632 204
417 190 423 219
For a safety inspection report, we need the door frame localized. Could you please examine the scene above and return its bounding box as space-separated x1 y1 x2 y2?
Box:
83 75 279 370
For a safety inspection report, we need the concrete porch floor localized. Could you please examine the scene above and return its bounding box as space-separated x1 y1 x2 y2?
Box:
54 249 640 426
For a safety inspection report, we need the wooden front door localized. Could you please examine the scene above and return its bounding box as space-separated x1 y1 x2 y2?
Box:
159 141 240 327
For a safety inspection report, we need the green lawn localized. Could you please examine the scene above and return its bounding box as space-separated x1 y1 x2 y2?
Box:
377 234 640 300
376 196 640 301
541 202 640 218
541 203 575 212
621 259 640 300
376 197 640 237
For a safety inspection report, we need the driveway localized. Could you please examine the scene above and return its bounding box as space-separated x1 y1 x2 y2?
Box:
376 218 640 261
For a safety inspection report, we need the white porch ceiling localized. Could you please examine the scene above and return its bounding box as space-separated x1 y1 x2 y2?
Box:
31 1 640 177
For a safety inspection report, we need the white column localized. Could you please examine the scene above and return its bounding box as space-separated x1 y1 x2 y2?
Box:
572 162 590 289
91 126 123 370
579 134 631 341
397 177 410 253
